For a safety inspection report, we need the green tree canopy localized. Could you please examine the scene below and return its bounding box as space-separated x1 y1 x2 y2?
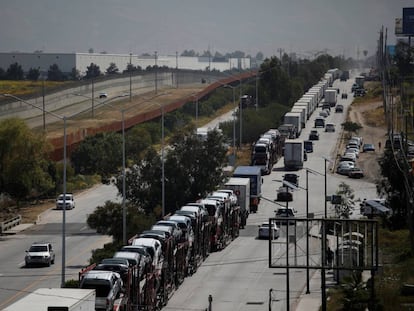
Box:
27 68 40 81
70 132 122 178
48 63 65 81
85 63 101 79
0 118 54 201
106 62 119 75
117 126 228 216
6 62 24 80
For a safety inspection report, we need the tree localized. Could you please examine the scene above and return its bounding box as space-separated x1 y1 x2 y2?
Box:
85 63 101 79
27 67 40 81
340 271 370 311
332 182 356 218
393 41 414 78
70 132 122 178
118 127 228 216
6 62 24 80
255 52 264 61
0 67 5 80
106 62 119 75
69 67 81 80
181 49 197 57
125 126 153 163
341 121 362 138
86 200 156 243
0 118 54 202
48 63 65 81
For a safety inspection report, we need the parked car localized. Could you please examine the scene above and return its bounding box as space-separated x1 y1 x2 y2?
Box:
363 143 375 152
336 163 355 176
351 136 363 146
56 193 75 210
99 92 108 98
309 130 319 140
345 147 359 157
348 167 364 179
25 242 55 267
314 117 325 128
335 104 344 113
341 93 348 99
325 123 335 132
341 153 356 163
346 142 360 150
258 222 280 239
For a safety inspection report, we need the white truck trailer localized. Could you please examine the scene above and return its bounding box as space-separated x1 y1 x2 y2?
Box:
283 139 304 170
224 177 250 228
324 88 338 107
283 112 302 137
290 107 306 129
4 288 96 311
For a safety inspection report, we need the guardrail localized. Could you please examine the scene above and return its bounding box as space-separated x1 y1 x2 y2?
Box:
0 215 22 234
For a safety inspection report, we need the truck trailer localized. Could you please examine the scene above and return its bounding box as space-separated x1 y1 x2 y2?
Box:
4 288 96 311
233 166 262 213
224 177 250 228
324 89 337 107
283 140 304 170
283 112 302 137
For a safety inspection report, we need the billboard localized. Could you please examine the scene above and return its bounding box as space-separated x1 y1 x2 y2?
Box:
402 7 414 35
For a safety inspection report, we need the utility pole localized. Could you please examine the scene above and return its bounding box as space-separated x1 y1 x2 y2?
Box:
129 53 132 102
155 51 158 94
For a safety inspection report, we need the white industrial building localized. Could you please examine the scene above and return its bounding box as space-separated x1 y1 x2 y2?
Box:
0 52 251 76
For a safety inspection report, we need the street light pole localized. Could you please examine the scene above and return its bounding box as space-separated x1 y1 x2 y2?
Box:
161 103 165 218
129 53 132 102
239 80 242 148
155 51 158 94
121 110 126 244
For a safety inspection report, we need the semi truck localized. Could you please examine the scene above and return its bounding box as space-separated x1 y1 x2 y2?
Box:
283 139 304 170
4 288 95 311
233 166 262 213
324 89 337 107
283 112 302 137
224 177 250 228
290 107 306 129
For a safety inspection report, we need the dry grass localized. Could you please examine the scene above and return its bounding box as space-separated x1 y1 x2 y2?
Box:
0 80 66 96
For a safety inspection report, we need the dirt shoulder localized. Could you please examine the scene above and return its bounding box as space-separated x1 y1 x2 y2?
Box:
344 98 387 183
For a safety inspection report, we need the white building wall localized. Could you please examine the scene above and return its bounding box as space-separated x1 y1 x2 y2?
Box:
0 52 251 76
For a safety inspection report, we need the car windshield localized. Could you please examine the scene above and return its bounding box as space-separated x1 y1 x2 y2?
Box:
29 245 48 252
58 195 72 200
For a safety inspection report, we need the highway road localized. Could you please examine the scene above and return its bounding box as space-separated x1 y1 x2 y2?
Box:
0 76 378 310
0 184 120 309
164 77 378 311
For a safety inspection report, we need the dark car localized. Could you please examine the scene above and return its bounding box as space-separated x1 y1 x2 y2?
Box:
348 167 364 179
309 130 319 140
341 93 348 99
363 143 375 152
304 140 313 153
335 104 344 113
276 187 293 202
314 117 325 128
275 208 295 225
283 173 299 187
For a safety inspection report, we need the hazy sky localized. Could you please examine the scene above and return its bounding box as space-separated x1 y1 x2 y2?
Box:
1 0 412 59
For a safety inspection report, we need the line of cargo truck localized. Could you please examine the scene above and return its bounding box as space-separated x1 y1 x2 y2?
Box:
281 68 342 170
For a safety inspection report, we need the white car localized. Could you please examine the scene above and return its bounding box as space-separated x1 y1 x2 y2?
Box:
345 147 359 157
337 163 355 175
342 152 357 162
25 242 55 267
56 193 75 210
258 222 280 239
